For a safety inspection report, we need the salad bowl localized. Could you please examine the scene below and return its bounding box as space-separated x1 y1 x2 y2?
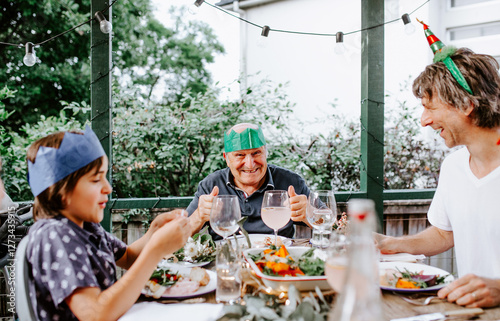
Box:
243 246 330 292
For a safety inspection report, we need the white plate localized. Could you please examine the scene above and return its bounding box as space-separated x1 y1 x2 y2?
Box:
143 267 216 299
225 234 292 248
158 259 212 268
243 246 330 292
379 262 454 293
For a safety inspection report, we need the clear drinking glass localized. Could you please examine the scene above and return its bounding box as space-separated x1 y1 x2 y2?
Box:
215 241 242 304
325 232 349 293
306 190 337 248
209 195 241 241
261 190 291 246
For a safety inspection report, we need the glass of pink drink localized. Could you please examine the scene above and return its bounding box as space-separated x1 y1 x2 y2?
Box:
261 190 291 246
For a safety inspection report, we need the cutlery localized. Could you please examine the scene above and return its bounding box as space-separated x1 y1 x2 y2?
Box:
390 308 484 321
398 295 443 306
159 297 206 304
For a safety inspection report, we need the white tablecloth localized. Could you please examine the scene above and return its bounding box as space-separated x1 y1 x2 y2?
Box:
119 302 224 321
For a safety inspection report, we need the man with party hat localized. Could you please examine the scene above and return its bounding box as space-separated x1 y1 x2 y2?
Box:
376 22 500 307
187 123 311 240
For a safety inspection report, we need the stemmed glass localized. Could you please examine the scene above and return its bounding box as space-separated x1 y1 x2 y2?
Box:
261 190 291 246
209 195 241 241
306 190 337 248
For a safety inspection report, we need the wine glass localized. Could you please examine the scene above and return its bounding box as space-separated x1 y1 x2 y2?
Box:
306 190 337 248
210 195 241 241
261 190 291 246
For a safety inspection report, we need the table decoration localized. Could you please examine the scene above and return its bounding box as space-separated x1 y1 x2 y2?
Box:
166 226 216 265
216 285 331 321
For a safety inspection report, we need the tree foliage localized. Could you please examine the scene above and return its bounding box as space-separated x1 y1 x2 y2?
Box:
111 79 293 198
1 78 447 202
0 1 223 132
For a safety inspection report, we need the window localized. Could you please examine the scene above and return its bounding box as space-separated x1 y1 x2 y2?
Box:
450 0 495 7
449 22 500 40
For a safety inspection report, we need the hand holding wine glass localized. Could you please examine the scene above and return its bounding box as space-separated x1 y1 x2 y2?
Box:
261 190 292 246
209 195 241 240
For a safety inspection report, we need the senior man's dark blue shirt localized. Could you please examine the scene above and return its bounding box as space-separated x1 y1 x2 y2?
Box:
186 164 311 240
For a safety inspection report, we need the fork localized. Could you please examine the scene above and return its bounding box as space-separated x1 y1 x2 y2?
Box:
398 295 443 306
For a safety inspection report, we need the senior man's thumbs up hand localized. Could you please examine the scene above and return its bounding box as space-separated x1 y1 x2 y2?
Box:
288 185 308 224
189 186 219 235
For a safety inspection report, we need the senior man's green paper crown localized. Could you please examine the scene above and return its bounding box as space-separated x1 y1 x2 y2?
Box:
224 127 267 153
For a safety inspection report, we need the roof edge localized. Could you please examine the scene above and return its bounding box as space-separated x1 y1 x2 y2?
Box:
215 0 283 10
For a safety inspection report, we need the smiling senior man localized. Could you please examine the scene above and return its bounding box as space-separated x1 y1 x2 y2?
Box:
186 123 311 240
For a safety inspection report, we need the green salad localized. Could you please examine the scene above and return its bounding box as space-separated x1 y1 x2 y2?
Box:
250 245 325 277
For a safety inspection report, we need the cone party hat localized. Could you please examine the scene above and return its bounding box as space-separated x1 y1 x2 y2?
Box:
419 19 445 54
417 19 473 95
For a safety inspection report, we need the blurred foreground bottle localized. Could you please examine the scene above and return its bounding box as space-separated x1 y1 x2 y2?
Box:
328 199 385 321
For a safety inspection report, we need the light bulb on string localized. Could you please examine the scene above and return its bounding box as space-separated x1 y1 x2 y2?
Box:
401 13 415 35
188 0 204 15
334 31 346 55
257 25 270 48
23 42 36 67
95 11 112 34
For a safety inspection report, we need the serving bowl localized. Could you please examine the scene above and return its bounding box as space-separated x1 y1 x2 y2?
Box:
243 246 330 292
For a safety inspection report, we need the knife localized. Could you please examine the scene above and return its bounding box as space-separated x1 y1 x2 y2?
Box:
390 308 484 321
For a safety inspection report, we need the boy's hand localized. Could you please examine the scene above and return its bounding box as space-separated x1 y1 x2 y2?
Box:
149 209 187 234
149 214 190 257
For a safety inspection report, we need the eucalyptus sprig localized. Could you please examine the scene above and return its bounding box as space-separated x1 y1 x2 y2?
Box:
216 285 330 321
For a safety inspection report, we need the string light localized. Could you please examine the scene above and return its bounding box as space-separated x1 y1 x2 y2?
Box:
23 42 37 67
0 0 430 66
189 0 205 14
334 32 346 55
257 25 270 48
95 11 112 34
261 25 270 37
401 13 415 35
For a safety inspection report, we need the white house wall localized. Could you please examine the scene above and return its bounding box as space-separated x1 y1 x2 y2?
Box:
226 0 498 135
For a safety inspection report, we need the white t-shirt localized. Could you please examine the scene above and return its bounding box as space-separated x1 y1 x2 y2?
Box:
428 147 500 278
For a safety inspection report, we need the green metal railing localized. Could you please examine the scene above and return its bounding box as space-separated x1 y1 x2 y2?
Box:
90 0 435 232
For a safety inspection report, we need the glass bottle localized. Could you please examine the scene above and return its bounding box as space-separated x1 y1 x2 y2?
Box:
328 199 385 321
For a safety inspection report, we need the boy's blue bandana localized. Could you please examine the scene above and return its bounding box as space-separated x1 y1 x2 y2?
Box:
28 125 106 197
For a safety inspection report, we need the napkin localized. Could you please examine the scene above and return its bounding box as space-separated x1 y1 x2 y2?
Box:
119 302 224 321
380 253 426 263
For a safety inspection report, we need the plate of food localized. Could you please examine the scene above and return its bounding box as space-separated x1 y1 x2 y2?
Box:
143 266 216 299
164 227 216 267
243 245 329 291
379 262 454 293
226 234 292 248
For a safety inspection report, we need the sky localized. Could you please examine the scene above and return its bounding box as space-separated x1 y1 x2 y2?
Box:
150 0 241 100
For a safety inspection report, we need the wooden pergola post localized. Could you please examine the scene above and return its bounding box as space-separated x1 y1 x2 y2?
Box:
91 0 113 231
360 0 385 230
